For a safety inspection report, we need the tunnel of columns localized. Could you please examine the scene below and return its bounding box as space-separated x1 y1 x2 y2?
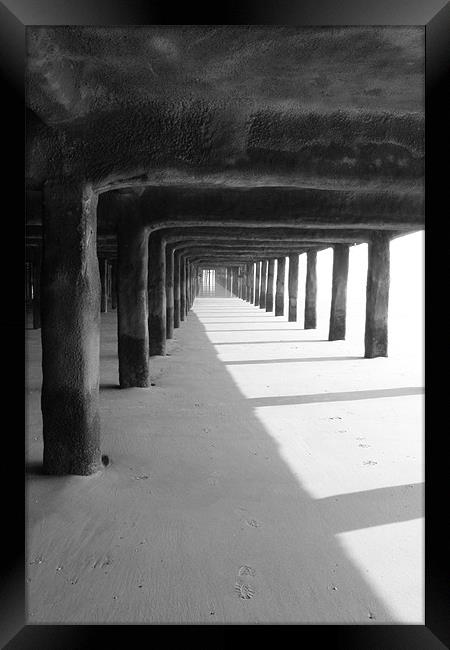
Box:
25 26 424 623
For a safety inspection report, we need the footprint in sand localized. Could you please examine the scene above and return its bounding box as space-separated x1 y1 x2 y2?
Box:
246 519 261 528
235 581 255 599
238 565 256 577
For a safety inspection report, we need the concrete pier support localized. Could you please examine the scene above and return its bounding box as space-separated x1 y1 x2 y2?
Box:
226 267 232 295
32 248 42 329
41 181 101 475
259 260 268 309
232 268 238 296
180 255 186 320
117 218 150 388
266 259 275 312
288 253 299 322
254 261 261 306
174 251 181 328
329 244 350 341
249 263 255 303
166 246 174 339
110 260 117 310
100 257 108 313
304 250 317 329
365 232 390 358
275 256 285 316
242 266 248 301
185 261 191 314
148 231 166 355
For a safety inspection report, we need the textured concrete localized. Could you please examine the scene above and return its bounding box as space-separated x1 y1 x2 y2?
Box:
288 254 299 322
117 218 149 388
40 181 101 476
166 247 174 339
329 245 350 341
266 260 275 312
148 232 167 356
254 262 261 306
365 233 390 358
259 261 268 310
173 251 181 329
305 250 318 329
275 257 286 317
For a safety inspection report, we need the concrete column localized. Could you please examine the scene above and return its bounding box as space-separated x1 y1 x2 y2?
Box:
232 268 238 296
329 244 350 341
275 256 285 316
32 248 42 329
260 260 268 309
148 231 166 356
41 181 101 475
254 261 261 306
227 267 233 295
185 259 190 315
165 245 174 339
180 255 186 320
174 251 181 328
304 250 317 329
110 260 117 310
266 259 275 312
249 263 255 303
241 267 247 301
117 219 150 388
365 232 390 358
100 257 108 313
288 253 299 322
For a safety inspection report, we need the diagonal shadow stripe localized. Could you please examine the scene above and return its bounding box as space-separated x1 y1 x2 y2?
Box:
317 483 424 533
225 356 362 365
249 386 424 407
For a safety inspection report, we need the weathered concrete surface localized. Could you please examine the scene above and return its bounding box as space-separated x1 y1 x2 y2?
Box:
329 245 350 341
110 260 117 310
26 27 424 205
180 255 186 321
40 181 101 476
117 217 149 388
148 232 167 355
173 251 181 329
305 250 318 329
259 261 268 310
365 233 390 358
288 254 299 322
32 248 42 329
232 268 238 297
248 263 255 304
266 259 275 312
275 256 286 317
100 258 108 313
254 262 261 306
165 249 174 338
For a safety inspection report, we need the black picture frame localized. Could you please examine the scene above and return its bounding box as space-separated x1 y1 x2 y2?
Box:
3 0 448 647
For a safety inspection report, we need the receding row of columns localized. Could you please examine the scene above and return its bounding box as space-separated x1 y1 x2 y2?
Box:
30 185 391 478
224 238 390 359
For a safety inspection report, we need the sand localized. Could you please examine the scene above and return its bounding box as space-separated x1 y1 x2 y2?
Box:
25 245 424 624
